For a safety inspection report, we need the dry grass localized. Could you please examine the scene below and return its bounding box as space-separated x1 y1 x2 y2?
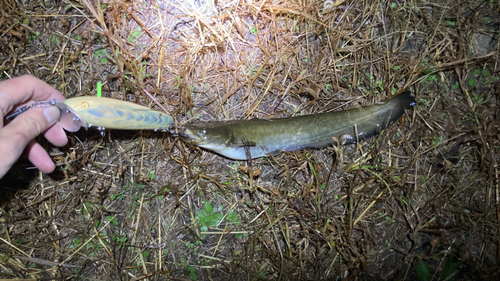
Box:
1 0 499 280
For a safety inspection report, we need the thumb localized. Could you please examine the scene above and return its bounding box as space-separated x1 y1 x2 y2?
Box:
0 106 60 177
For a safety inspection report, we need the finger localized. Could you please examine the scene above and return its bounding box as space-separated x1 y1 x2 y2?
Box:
0 75 65 118
26 140 56 173
0 106 60 177
26 120 68 174
43 122 69 147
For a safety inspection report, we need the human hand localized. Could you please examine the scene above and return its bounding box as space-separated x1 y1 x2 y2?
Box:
0 75 68 179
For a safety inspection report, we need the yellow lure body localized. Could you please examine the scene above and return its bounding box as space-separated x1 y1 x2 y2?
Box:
62 97 174 131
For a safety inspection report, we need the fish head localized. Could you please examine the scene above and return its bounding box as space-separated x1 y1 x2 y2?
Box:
178 126 203 144
178 124 230 152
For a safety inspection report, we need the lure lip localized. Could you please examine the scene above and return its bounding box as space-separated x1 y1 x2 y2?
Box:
53 101 87 132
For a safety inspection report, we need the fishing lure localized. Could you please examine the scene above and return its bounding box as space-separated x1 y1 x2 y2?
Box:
6 97 174 132
62 97 174 131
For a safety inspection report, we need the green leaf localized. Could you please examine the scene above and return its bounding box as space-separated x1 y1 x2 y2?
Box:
195 208 207 218
142 250 149 258
129 29 141 42
416 260 432 281
442 256 460 281
107 215 118 226
452 82 459 90
432 136 440 146
424 73 438 82
390 2 397 8
188 266 197 280
73 237 82 247
227 210 238 222
204 202 213 214
203 213 223 227
51 34 57 44
483 69 490 77
423 68 434 75
468 78 476 87
472 69 481 76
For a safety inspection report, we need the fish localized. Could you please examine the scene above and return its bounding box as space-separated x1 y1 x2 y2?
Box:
62 97 174 132
179 91 416 160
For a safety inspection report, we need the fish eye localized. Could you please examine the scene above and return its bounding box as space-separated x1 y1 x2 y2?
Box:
178 132 189 138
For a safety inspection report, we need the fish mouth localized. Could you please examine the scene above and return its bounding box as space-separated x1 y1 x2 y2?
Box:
178 127 204 145
179 127 229 152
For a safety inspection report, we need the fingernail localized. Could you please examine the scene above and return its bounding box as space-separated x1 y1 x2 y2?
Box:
44 106 60 125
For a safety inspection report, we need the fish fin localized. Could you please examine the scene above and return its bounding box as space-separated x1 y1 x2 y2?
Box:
233 141 257 147
339 134 355 145
228 134 257 147
266 150 281 157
